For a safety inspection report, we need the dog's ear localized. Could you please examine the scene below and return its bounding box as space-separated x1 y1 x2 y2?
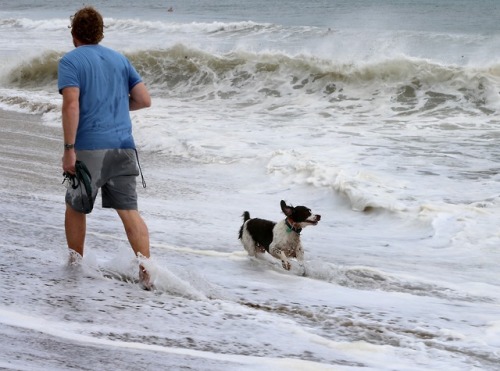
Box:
280 200 293 216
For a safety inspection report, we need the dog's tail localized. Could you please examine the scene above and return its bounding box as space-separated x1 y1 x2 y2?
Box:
238 211 251 240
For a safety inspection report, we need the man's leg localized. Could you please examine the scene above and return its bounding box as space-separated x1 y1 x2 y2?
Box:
65 203 86 257
116 209 150 258
116 209 152 289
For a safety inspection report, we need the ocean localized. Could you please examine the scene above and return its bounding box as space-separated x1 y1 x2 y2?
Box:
1 0 500 369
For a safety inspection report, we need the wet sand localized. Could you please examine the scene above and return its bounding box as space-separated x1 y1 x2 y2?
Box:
0 109 61 194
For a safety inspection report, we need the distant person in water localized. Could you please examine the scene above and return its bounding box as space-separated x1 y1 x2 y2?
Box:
167 6 174 12
58 6 154 289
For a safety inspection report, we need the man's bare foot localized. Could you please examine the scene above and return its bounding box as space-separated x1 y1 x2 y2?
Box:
68 250 82 266
139 264 153 291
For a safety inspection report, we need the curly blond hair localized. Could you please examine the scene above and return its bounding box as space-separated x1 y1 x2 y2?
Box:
70 7 104 45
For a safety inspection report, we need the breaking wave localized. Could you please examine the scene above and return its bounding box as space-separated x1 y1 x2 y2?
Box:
3 44 500 114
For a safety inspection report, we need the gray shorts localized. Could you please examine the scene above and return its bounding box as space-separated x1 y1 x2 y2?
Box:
66 149 139 212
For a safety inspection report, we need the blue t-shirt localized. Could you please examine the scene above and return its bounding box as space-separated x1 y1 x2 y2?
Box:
58 45 142 150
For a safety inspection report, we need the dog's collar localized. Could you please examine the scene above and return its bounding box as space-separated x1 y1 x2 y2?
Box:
285 218 302 234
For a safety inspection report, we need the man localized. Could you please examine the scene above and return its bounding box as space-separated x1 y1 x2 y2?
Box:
58 6 153 289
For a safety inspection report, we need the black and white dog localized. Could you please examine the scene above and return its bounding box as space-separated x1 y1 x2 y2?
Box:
238 200 321 270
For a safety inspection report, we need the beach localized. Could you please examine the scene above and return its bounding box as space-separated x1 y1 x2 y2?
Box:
1 108 499 369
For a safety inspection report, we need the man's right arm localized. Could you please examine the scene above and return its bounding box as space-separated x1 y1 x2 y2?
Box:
61 87 80 175
129 82 151 111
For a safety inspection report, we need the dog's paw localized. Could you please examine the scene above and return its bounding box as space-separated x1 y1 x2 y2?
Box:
256 243 266 254
282 260 291 270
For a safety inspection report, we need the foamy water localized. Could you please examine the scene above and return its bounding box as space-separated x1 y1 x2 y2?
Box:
1 1 500 369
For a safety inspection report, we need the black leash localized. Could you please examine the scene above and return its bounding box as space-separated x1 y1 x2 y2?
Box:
134 149 146 189
62 160 94 213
